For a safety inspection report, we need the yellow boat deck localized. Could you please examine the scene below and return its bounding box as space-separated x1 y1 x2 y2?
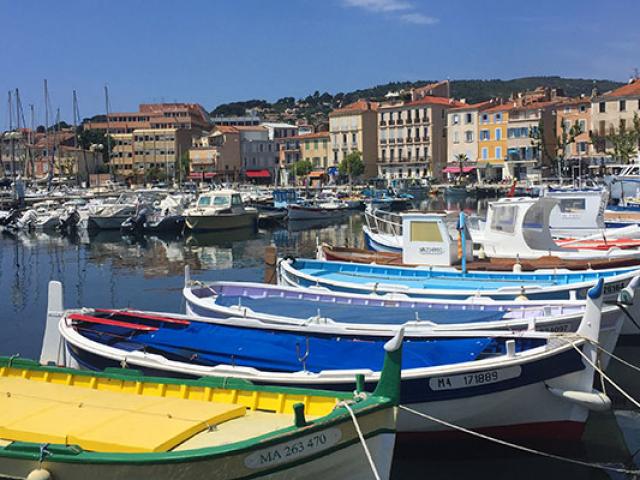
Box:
0 365 335 454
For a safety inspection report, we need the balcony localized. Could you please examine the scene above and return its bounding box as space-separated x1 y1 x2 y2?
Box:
380 139 387 145
414 136 421 142
379 120 387 126
405 118 412 125
396 138 404 145
405 137 413 143
396 119 404 126
389 120 396 126
388 139 396 144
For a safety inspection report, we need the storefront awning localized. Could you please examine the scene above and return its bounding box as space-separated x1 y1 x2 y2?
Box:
203 172 217 178
309 170 325 178
246 169 271 178
188 172 204 179
442 166 476 173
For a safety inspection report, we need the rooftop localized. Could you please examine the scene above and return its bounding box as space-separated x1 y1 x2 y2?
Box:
602 78 640 99
330 99 379 116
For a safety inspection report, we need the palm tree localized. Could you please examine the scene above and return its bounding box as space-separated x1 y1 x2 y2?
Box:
454 153 469 184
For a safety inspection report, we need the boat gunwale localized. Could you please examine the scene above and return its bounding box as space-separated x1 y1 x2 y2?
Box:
0 356 393 466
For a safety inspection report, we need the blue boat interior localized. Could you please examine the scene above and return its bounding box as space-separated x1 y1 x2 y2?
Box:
212 293 509 325
74 312 546 374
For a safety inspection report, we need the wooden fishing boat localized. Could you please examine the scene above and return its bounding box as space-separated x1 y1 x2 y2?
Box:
278 257 638 301
0 325 399 479
320 244 640 271
53 280 613 442
183 273 638 354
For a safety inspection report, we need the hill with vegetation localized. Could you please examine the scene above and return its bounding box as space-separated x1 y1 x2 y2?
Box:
209 76 623 127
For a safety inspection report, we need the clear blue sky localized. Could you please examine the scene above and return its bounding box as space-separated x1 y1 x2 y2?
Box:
1 0 638 126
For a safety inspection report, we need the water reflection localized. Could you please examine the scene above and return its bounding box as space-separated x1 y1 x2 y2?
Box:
1 204 640 478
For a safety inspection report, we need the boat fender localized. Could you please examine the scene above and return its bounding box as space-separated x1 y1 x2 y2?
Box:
27 469 51 480
506 339 516 357
515 287 528 301
512 255 522 273
477 245 486 260
547 387 611 412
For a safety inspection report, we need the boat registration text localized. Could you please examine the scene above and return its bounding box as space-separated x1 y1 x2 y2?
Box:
429 366 522 391
244 428 342 469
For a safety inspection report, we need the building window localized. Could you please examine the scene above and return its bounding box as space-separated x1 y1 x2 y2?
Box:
579 142 587 153
381 150 386 162
480 130 490 141
494 113 502 123
481 148 488 160
495 147 502 160
599 102 606 113
481 114 489 124
579 120 586 133
352 133 357 144
495 128 501 140
620 100 627 112
465 131 473 142
453 132 460 143
579 105 587 113
465 113 473 124
452 114 460 125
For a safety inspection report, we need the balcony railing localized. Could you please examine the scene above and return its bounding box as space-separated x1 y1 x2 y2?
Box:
405 118 412 125
389 120 396 126
396 138 404 145
379 120 387 126
405 137 413 143
388 139 396 144
380 139 387 145
396 119 404 126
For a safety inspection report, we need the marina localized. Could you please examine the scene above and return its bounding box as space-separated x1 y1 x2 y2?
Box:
2 2 640 477
1 191 640 478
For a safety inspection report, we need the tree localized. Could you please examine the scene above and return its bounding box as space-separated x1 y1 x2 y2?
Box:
590 114 640 163
293 159 312 178
339 151 364 184
78 128 114 164
530 119 555 174
176 150 190 183
555 119 582 177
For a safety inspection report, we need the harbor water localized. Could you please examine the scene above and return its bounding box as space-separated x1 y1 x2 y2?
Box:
1 196 639 479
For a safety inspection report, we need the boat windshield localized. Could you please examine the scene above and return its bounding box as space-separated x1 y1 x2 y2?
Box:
199 195 230 207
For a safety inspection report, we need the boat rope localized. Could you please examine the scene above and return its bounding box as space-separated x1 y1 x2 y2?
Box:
338 401 382 480
398 405 640 475
607 300 640 332
555 335 640 410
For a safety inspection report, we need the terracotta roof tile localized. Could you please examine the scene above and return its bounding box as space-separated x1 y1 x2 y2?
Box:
603 79 640 98
403 96 466 108
330 99 378 116
291 132 330 140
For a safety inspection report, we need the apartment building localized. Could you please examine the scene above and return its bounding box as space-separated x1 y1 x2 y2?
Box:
377 96 462 180
446 100 495 177
238 126 278 180
296 132 330 169
477 104 511 180
189 126 241 182
131 128 192 180
329 100 379 178
553 97 594 164
83 103 211 134
111 133 134 177
592 78 640 156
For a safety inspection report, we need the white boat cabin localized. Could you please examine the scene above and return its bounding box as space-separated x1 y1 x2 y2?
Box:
401 213 473 266
545 189 607 237
480 197 568 259
193 190 246 213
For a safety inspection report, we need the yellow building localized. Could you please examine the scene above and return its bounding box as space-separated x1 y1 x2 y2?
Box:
296 132 330 169
477 104 512 180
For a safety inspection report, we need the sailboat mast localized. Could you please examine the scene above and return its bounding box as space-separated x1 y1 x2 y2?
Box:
29 104 35 179
54 108 61 184
8 91 16 180
73 90 86 186
44 79 53 190
15 88 26 177
104 85 112 181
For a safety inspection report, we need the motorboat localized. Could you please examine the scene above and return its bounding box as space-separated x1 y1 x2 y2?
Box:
88 192 150 230
185 190 258 232
121 194 187 234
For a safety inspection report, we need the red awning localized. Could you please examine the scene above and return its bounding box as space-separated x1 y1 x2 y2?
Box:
204 172 217 179
188 172 204 179
442 166 476 174
246 169 271 178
